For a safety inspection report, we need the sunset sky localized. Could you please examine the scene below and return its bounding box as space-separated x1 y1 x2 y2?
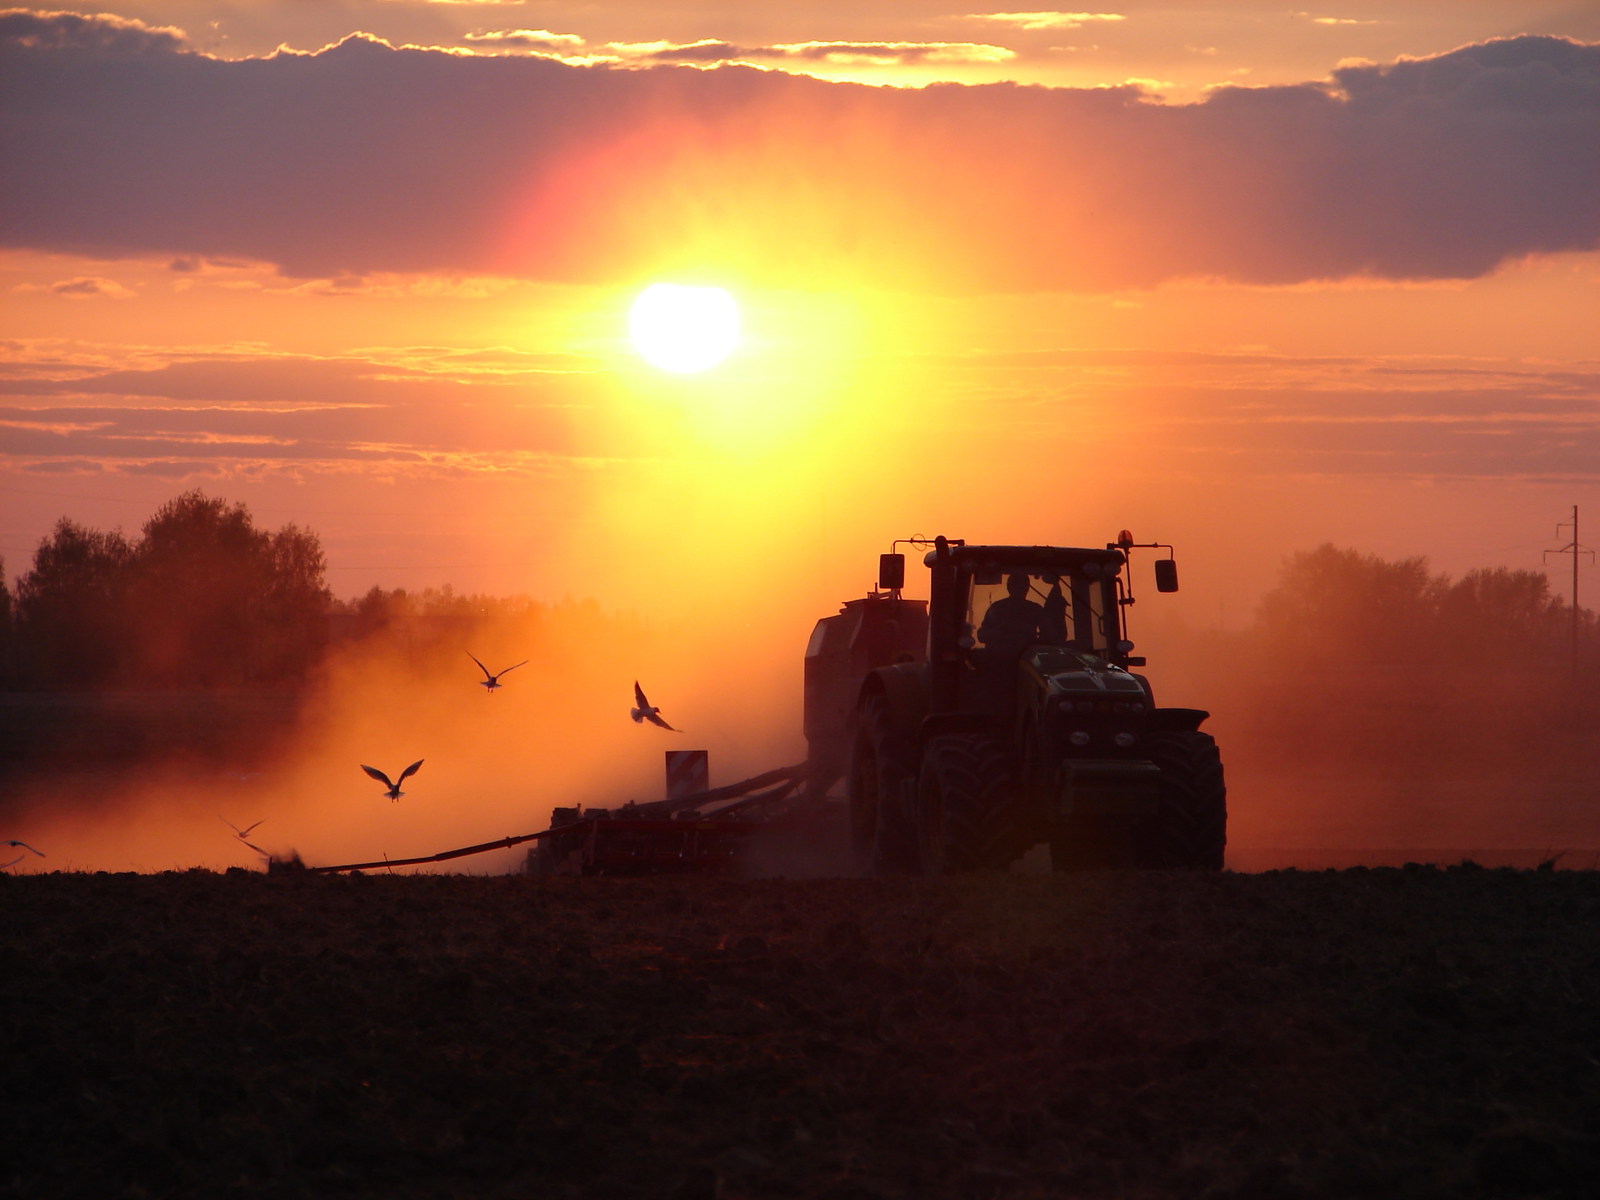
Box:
3 0 1598 638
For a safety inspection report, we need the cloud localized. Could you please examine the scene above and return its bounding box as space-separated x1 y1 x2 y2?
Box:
1 21 1596 292
4 340 1592 488
1296 13 1384 27
0 348 594 475
605 38 1013 68
461 29 585 53
0 8 186 54
964 12 1127 33
759 40 1015 66
41 276 136 299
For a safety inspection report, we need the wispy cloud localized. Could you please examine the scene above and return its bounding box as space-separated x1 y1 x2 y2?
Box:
34 276 137 300
3 341 1594 487
1295 13 1386 27
599 37 1014 67
0 343 600 482
963 12 1126 33
461 29 585 53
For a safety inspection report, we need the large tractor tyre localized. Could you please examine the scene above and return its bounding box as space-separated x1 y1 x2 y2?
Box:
847 698 918 875
915 733 1026 875
1141 729 1227 869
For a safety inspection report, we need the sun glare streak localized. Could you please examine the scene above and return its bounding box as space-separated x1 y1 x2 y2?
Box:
629 283 740 373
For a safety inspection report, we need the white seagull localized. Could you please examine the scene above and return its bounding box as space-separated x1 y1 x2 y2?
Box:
631 681 680 732
467 651 528 694
362 759 424 801
3 839 45 868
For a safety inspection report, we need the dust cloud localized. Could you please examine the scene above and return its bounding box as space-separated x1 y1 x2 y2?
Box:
0 597 815 876
6 552 1596 875
1132 600 1600 870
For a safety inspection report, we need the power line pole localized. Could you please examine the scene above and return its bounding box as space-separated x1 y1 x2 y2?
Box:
1544 505 1594 680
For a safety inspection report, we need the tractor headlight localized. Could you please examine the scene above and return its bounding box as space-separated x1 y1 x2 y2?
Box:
1113 732 1137 748
1069 731 1091 747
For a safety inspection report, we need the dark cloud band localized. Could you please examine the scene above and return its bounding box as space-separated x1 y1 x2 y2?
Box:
1 13 1596 291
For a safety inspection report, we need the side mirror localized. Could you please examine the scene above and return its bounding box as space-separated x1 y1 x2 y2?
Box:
878 553 905 591
1154 559 1179 593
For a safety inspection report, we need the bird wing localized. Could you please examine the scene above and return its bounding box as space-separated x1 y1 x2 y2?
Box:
6 840 43 856
397 759 425 783
466 651 492 680
646 711 679 732
361 764 395 788
498 660 529 677
634 680 650 707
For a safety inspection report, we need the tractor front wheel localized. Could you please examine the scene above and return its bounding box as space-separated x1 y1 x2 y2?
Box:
915 733 1023 874
1142 729 1227 869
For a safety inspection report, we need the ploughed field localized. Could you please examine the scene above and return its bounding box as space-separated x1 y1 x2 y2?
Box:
5 868 1598 1199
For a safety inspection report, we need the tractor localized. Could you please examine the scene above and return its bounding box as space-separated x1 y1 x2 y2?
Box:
804 534 1225 873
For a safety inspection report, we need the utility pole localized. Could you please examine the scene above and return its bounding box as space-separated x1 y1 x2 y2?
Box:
1543 505 1594 680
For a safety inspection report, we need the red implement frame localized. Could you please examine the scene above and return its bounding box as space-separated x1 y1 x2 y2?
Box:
527 764 820 876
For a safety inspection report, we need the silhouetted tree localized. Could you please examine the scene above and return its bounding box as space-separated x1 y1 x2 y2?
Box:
255 523 333 678
15 519 134 687
0 555 14 684
1254 543 1445 665
343 585 411 636
1439 567 1565 655
125 492 263 685
124 490 332 686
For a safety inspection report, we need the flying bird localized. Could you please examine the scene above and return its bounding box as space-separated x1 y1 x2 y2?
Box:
631 681 680 732
220 817 268 857
3 839 44 868
362 760 424 801
467 651 528 693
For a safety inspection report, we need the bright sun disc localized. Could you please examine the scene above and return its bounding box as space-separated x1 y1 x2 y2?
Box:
629 283 740 373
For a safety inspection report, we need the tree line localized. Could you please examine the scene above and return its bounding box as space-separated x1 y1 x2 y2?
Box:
0 491 330 688
1 494 1592 691
1250 543 1597 671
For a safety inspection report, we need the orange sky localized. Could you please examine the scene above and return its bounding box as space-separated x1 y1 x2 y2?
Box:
2 3 1598 871
2 3 1597 628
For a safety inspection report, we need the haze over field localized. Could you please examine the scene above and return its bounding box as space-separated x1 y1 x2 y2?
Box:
2 3 1597 872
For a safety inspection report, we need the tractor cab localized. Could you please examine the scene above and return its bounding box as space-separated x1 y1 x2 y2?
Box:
918 540 1144 720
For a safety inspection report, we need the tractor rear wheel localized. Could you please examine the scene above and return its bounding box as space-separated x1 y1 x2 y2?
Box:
915 733 1024 874
848 697 917 875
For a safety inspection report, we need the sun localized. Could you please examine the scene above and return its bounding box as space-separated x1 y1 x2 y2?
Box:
629 283 740 373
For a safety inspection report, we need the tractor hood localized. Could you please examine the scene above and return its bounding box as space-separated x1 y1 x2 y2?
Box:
1024 645 1147 699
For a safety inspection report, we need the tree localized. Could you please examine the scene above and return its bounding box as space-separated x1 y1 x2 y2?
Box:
1439 567 1564 655
123 490 333 686
255 524 333 679
0 555 14 684
1254 543 1445 665
15 519 134 686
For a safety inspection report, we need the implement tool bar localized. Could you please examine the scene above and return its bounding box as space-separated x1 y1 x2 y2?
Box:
301 763 809 875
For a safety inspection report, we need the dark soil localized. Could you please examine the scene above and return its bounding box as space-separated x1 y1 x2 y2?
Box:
5 867 1598 1199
